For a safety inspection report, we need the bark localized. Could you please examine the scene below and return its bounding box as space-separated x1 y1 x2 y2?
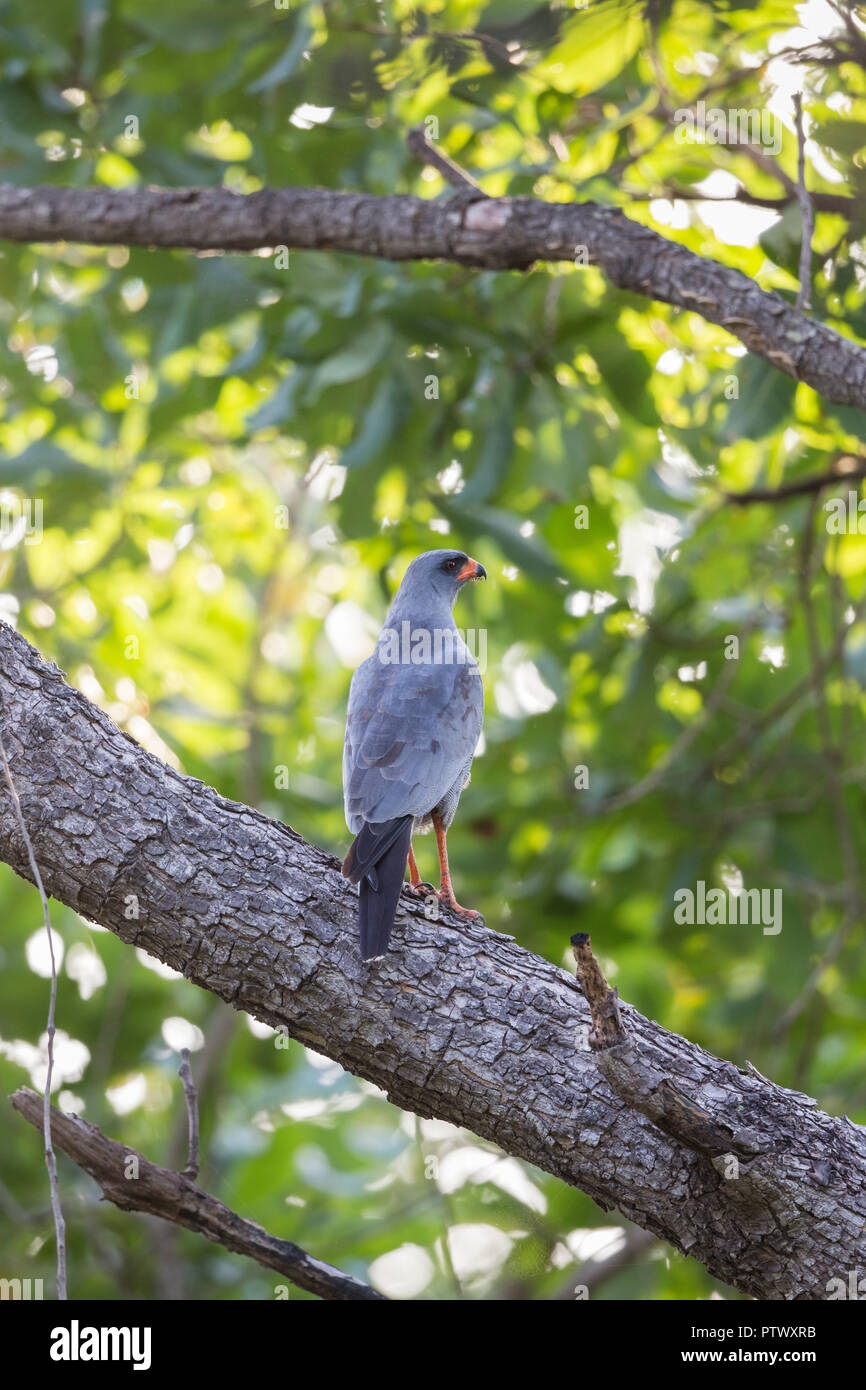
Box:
0 182 865 411
1 619 865 1301
10 1087 386 1301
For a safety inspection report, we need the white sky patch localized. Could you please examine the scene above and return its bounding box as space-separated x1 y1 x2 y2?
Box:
124 594 149 621
720 863 744 894
58 1090 85 1115
429 517 451 534
289 104 334 130
324 601 380 667
65 942 106 1000
437 460 464 495
369 1244 435 1299
690 165 782 248
106 1072 148 1115
281 1092 363 1120
436 1146 547 1212
148 538 176 574
766 1 845 185
656 348 685 375
126 715 180 768
0 1029 90 1091
304 1047 347 1086
25 926 64 978
135 947 183 981
196 562 224 594
247 1016 276 1039
759 642 786 669
616 510 682 613
305 454 345 501
694 196 780 247
566 589 617 617
649 198 690 230
678 661 707 682
0 592 19 624
494 643 557 717
161 1017 204 1052
25 344 58 381
556 1225 629 1267
445 1224 513 1283
658 432 706 499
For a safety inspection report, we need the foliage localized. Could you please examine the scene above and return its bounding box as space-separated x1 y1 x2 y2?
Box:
1 0 865 1300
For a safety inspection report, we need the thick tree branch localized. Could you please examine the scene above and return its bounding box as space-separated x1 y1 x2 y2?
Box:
1 621 865 1300
10 1087 386 1301
1 182 866 410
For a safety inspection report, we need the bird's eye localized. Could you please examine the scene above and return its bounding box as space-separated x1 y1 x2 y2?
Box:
444 558 459 572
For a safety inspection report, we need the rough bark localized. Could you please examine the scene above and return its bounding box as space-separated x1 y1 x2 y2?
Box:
0 182 865 412
1 619 865 1301
10 1087 386 1301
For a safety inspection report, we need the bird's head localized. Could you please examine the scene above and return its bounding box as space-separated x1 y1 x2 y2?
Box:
397 549 487 611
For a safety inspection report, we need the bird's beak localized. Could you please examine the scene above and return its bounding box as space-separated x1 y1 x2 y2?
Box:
457 556 486 582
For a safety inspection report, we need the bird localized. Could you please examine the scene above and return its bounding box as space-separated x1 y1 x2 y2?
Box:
342 549 486 960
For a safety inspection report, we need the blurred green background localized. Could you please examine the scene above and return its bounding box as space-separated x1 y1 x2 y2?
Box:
1 0 866 1299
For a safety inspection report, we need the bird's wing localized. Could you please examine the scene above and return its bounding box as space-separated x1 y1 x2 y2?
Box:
343 652 483 830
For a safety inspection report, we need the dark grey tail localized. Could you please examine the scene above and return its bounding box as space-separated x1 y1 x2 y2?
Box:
342 816 413 960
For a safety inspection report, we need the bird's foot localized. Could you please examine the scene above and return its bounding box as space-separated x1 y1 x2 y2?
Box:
405 880 438 897
437 890 483 921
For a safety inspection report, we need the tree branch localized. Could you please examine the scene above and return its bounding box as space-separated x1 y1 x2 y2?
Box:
1 620 865 1300
725 454 866 503
1 182 866 410
9 1087 386 1301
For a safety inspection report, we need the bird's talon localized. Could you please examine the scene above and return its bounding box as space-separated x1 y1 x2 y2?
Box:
405 880 437 897
437 892 482 920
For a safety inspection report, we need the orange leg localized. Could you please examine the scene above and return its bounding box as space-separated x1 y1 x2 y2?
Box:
433 814 481 918
406 843 436 896
408 844 421 886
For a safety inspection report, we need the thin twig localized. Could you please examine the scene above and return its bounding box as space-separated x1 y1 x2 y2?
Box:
10 1088 387 1301
0 731 67 1299
773 503 862 1041
178 1048 200 1181
726 455 866 504
793 94 815 313
406 124 485 192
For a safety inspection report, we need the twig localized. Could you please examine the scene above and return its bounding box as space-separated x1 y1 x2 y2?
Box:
793 94 815 313
10 1088 387 1301
570 934 625 1048
596 654 741 813
773 503 862 1041
0 732 67 1300
178 1048 200 1181
725 455 866 504
406 124 485 192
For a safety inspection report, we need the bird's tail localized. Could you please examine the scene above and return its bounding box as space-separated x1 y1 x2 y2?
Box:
342 815 413 960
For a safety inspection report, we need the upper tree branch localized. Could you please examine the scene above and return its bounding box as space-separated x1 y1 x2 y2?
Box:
10 1087 386 1301
0 621 864 1300
1 182 865 410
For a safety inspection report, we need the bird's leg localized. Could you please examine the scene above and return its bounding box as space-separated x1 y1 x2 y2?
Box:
405 843 436 896
433 814 481 918
408 844 423 886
